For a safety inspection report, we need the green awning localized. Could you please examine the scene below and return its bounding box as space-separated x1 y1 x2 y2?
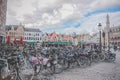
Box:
24 41 36 44
78 42 86 44
43 41 73 45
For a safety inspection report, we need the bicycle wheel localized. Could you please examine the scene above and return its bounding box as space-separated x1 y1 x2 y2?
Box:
75 58 81 67
18 60 34 80
79 56 90 68
53 61 64 74
98 54 105 62
108 56 116 62
63 59 69 70
7 64 18 80
0 67 6 80
34 62 42 76
92 54 99 63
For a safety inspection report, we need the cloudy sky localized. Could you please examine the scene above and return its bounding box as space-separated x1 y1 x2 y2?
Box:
6 0 120 34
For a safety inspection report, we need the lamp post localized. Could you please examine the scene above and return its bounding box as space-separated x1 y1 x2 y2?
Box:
102 31 105 50
108 30 110 51
98 23 102 53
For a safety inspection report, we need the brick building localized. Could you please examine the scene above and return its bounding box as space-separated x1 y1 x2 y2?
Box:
0 0 7 35
0 0 7 45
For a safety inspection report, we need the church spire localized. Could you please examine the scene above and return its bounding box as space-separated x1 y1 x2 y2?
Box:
106 14 110 30
106 14 110 25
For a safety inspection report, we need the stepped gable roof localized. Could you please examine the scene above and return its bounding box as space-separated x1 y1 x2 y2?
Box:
24 28 40 32
5 25 18 30
5 25 11 30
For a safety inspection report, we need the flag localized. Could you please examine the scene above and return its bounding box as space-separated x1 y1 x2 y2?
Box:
14 37 17 45
7 36 10 45
20 36 23 46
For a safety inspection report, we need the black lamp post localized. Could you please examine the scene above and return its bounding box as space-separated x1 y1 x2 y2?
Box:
108 31 110 51
102 31 105 50
98 23 102 53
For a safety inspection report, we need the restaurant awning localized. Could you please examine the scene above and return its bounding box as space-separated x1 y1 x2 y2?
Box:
43 41 73 45
78 42 86 44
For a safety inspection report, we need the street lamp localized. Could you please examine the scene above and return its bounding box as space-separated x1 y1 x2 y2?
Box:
98 23 102 53
102 31 105 50
108 29 110 51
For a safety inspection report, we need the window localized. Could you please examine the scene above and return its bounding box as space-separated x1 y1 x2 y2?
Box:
9 32 11 35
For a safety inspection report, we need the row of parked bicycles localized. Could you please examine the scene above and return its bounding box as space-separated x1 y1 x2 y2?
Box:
0 46 116 80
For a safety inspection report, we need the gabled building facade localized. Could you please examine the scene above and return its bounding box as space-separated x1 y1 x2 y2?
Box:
109 25 120 46
102 14 120 46
50 32 58 42
24 28 42 43
5 24 24 43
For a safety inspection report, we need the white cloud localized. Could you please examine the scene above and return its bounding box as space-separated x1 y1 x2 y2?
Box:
7 0 120 34
59 4 74 19
37 0 57 9
61 12 120 34
90 0 120 10
25 3 78 28
7 0 36 24
61 27 87 34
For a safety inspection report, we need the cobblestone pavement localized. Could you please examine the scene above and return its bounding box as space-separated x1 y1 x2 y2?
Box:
49 50 120 80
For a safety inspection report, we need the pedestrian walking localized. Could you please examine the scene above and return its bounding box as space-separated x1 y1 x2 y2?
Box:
113 44 117 51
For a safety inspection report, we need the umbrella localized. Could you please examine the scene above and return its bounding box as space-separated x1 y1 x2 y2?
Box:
7 36 10 45
14 37 17 45
20 36 23 46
